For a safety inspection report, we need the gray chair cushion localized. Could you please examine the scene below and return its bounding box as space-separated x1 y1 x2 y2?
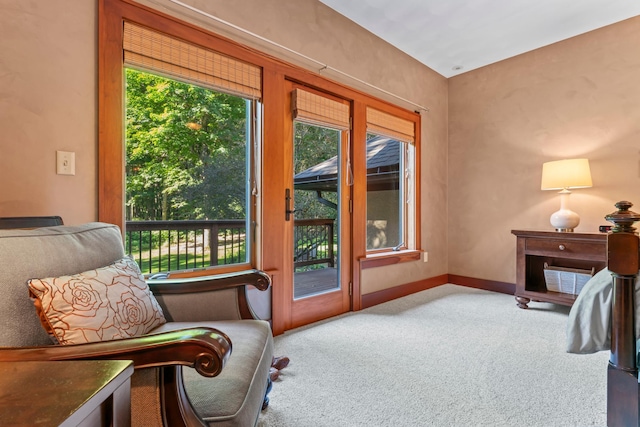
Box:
152 321 273 427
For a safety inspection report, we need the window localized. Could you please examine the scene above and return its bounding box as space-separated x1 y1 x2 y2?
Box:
99 0 422 295
122 22 261 275
365 108 416 253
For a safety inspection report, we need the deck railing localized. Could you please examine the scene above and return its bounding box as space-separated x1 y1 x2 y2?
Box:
293 218 335 269
126 218 334 274
125 220 246 275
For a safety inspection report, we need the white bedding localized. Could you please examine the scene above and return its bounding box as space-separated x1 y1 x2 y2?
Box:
566 268 640 354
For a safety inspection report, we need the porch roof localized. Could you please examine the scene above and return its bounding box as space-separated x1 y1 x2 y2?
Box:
293 136 400 192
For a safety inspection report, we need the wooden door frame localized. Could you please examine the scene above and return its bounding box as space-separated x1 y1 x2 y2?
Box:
273 80 353 331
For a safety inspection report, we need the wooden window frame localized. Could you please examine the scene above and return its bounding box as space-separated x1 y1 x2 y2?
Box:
99 0 421 317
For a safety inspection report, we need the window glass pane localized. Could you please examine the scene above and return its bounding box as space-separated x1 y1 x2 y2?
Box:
366 133 413 251
292 123 341 298
124 68 252 274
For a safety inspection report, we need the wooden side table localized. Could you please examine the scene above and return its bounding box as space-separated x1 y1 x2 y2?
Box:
511 230 607 309
0 360 133 426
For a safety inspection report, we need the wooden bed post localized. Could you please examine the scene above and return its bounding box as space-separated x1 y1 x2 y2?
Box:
605 201 640 427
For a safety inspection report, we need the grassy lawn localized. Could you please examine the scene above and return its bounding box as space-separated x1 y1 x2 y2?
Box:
131 245 246 274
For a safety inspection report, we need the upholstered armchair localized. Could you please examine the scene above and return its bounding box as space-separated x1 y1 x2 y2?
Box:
0 222 273 426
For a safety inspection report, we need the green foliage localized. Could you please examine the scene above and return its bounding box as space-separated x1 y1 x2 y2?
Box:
293 123 340 220
125 68 248 221
293 124 338 174
125 70 346 273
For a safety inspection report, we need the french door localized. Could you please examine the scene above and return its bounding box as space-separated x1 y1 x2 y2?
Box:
282 81 352 329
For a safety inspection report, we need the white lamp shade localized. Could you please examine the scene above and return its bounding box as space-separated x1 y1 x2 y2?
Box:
541 159 592 190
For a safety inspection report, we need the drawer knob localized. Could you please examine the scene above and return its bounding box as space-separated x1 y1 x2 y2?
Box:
559 244 566 251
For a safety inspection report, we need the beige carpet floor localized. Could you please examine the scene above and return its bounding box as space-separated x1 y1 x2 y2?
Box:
258 284 610 427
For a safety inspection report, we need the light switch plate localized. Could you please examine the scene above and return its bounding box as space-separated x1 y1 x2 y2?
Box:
56 151 75 175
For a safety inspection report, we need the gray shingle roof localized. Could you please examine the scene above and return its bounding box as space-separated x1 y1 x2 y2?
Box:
294 136 400 192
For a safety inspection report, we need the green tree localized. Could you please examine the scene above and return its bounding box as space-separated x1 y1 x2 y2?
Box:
293 123 340 220
125 68 248 221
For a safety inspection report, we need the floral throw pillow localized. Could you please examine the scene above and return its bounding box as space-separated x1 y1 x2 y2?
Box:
28 257 166 345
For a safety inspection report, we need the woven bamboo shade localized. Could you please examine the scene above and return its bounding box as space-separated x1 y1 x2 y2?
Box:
123 22 261 99
366 107 414 144
292 88 350 130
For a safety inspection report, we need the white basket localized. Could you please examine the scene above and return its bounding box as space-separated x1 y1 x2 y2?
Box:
543 263 595 295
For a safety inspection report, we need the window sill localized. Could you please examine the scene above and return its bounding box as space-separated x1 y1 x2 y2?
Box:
359 250 422 270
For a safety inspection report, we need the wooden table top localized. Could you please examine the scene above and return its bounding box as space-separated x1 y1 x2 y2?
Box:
0 360 133 426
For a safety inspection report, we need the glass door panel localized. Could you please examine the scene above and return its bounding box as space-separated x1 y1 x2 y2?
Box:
282 81 352 330
292 122 341 299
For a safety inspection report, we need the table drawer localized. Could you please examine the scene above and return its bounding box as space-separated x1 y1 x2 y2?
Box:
525 238 606 259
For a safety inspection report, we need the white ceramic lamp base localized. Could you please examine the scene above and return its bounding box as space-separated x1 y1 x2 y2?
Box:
550 190 580 232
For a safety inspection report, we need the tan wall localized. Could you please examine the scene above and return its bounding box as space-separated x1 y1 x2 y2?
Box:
0 0 449 294
448 16 640 284
0 1 98 225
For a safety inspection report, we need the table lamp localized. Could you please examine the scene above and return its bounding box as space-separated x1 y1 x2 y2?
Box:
541 158 592 232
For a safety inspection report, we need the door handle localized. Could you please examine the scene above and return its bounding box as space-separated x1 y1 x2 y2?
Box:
285 188 297 221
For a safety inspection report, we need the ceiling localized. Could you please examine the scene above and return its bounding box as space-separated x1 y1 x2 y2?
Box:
318 0 640 78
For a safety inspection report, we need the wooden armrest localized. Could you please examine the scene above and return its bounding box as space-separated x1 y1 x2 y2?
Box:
147 269 271 294
0 327 231 378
